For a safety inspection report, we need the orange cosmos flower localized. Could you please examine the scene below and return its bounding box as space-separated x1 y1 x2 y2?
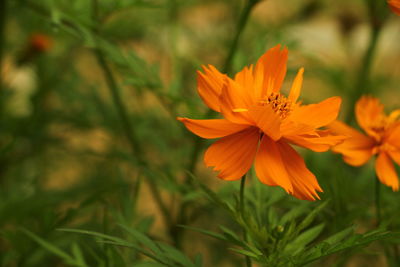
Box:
178 45 346 201
388 0 400 15
330 96 400 191
29 33 53 53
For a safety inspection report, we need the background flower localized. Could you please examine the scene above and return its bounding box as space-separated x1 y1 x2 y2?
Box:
330 96 400 190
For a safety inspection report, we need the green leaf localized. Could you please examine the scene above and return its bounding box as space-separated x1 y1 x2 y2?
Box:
219 225 242 245
285 223 325 254
118 224 162 255
228 247 259 258
280 204 309 225
194 253 203 267
156 242 196 267
71 243 87 266
296 201 329 234
323 226 355 245
58 228 168 265
296 228 400 265
178 225 227 242
22 228 87 267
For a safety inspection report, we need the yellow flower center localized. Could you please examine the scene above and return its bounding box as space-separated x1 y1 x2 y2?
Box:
259 92 292 119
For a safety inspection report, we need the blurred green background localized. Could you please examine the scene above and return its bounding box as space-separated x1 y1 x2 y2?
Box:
1 0 400 266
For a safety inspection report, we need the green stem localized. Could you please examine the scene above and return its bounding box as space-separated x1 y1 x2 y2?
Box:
239 175 252 267
223 0 260 74
239 175 246 217
345 3 383 122
0 0 7 91
176 0 260 247
375 175 381 226
90 0 173 229
94 44 172 230
185 0 259 180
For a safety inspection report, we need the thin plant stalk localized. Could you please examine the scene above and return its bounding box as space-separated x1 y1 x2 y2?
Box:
240 175 252 267
0 0 7 92
375 175 381 226
175 0 261 247
346 0 385 122
185 0 261 181
223 0 260 74
91 0 172 230
346 26 381 122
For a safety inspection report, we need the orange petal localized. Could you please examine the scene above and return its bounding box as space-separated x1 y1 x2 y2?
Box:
277 141 323 201
290 97 342 128
177 117 249 139
255 136 293 194
288 68 304 103
375 152 399 191
285 130 347 152
224 75 254 108
329 121 375 166
355 96 385 137
389 0 400 15
234 65 255 103
280 120 316 136
219 82 252 125
248 105 282 141
197 65 227 112
386 122 400 148
204 127 259 180
388 149 400 166
254 45 288 99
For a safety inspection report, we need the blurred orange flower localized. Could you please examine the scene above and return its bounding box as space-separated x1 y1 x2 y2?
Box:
388 0 400 15
29 33 53 53
178 45 346 201
330 96 400 191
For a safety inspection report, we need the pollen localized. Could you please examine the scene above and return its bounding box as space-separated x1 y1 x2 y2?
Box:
259 92 292 119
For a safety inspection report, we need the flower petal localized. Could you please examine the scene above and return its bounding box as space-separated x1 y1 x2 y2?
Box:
280 120 316 136
329 121 375 166
219 82 252 125
254 45 288 99
255 136 293 193
388 149 400 166
389 0 400 15
177 117 249 139
204 127 259 180
248 105 282 141
386 122 400 148
277 141 323 201
355 96 385 137
197 65 227 112
375 152 399 191
234 65 255 102
288 68 304 103
290 97 342 128
285 130 347 152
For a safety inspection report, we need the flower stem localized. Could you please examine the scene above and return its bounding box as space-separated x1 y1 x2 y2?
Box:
239 175 246 216
375 175 381 226
223 0 260 74
239 175 252 267
94 48 172 227
176 0 260 248
346 1 384 123
0 0 7 92
91 0 172 230
185 0 260 180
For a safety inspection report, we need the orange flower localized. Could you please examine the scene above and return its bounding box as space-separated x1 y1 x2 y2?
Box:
178 45 345 201
29 33 53 53
330 96 400 191
388 0 400 15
